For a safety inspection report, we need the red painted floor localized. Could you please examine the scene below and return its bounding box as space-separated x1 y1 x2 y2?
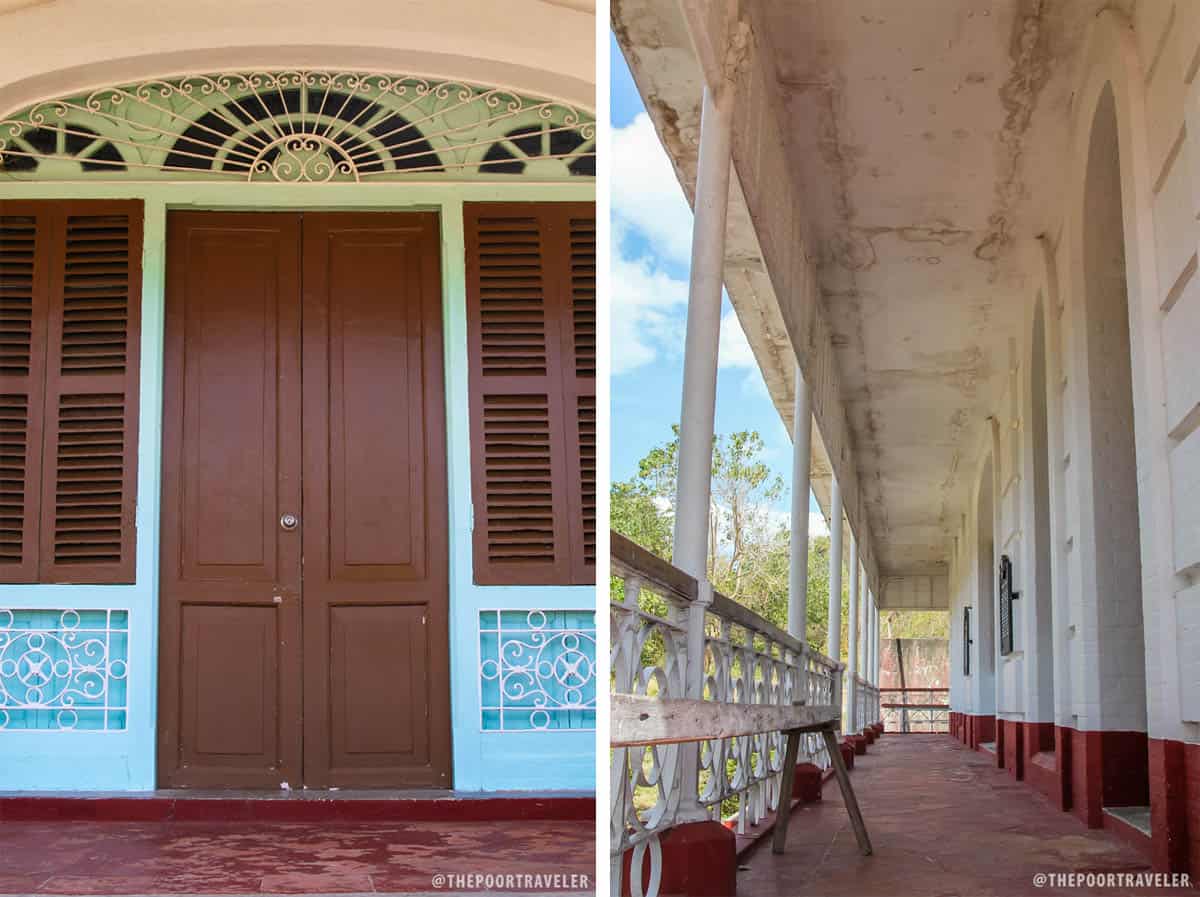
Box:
0 819 594 894
742 734 1185 897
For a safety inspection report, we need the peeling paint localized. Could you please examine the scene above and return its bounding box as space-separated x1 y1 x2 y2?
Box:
978 0 1052 264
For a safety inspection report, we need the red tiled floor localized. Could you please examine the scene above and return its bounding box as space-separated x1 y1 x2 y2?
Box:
0 820 594 894
742 734 1186 897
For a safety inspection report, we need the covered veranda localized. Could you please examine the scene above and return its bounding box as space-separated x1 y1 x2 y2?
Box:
610 0 1200 893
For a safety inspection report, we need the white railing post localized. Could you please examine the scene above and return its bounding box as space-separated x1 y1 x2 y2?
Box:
832 661 845 737
847 536 859 734
678 580 713 822
788 367 813 641
672 83 733 580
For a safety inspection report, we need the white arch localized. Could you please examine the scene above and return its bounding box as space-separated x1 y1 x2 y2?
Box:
0 0 596 117
1058 8 1171 738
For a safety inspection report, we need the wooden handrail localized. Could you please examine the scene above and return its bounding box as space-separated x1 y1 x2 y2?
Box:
610 532 698 601
611 530 833 666
709 589 806 657
881 702 949 710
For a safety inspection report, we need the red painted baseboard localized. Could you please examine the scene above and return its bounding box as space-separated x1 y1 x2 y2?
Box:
1149 736 1200 878
624 820 736 897
951 712 996 751
0 793 595 823
950 723 1200 879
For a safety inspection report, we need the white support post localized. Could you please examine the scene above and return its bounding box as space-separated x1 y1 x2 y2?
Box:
671 84 733 580
826 480 843 664
669 83 732 821
847 536 860 734
868 592 878 681
867 587 876 725
859 565 868 677
787 367 813 642
871 592 879 685
827 480 844 733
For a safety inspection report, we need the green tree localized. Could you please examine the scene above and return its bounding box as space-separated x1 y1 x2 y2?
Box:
611 428 848 657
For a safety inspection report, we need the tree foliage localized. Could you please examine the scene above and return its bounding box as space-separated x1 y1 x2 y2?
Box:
611 427 947 661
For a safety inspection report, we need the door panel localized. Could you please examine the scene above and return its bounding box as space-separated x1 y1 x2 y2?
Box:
328 604 431 768
159 213 303 788
300 212 451 787
159 210 449 789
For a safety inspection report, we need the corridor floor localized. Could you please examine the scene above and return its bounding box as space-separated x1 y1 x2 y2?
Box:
0 819 593 895
742 734 1183 897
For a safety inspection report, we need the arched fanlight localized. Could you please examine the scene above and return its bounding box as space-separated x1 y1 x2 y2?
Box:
0 71 595 182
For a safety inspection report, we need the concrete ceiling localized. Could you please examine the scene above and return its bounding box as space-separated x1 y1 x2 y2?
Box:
747 0 1119 574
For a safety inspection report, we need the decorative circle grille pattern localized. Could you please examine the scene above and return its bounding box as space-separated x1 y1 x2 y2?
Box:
0 608 129 730
479 609 596 731
0 72 595 182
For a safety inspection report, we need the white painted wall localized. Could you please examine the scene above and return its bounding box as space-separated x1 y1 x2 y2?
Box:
946 4 1200 746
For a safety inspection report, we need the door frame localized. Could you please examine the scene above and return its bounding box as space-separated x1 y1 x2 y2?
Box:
157 208 453 788
0 181 594 792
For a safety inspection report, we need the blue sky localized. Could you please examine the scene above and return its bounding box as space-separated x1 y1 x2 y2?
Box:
609 36 825 531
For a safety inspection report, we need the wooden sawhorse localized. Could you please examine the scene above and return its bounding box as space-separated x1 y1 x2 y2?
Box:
772 718 872 856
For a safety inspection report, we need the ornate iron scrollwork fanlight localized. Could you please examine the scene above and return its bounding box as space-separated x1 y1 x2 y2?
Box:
0 71 595 182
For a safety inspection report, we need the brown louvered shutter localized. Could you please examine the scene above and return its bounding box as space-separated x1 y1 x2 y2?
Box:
0 207 49 580
0 200 141 583
464 202 596 586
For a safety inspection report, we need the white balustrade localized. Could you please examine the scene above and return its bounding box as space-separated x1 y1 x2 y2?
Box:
611 533 844 897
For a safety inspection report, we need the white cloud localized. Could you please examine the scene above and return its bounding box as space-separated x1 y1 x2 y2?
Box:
810 511 830 539
612 113 695 266
718 310 757 371
763 508 831 541
610 252 689 376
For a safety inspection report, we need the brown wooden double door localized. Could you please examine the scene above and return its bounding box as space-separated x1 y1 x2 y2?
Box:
158 212 451 789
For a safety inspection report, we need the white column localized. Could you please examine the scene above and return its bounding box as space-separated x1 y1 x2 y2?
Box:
826 480 843 663
871 593 879 684
787 367 813 641
847 536 860 733
867 590 875 683
671 85 734 580
669 84 732 823
859 566 868 676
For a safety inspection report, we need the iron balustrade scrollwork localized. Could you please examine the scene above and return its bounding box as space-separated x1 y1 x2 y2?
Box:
610 532 844 897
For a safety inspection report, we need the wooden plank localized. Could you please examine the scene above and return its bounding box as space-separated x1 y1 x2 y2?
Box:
610 531 698 601
610 694 839 747
822 727 873 856
709 590 804 656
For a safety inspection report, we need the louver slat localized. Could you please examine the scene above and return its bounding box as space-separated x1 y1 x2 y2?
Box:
568 217 596 378
481 394 555 564
0 207 47 581
476 217 548 377
0 395 30 570
37 203 142 582
577 395 596 567
564 213 596 580
466 203 595 585
60 216 131 376
0 216 35 377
